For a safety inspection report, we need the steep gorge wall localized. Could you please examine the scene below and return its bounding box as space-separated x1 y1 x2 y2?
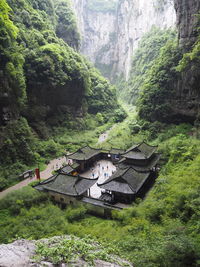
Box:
72 0 176 80
171 0 200 122
72 0 117 79
137 0 200 124
174 0 200 48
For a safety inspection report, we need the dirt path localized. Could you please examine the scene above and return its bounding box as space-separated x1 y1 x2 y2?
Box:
98 125 115 144
0 156 66 199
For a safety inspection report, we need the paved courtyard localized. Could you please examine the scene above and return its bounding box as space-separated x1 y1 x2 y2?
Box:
81 159 116 198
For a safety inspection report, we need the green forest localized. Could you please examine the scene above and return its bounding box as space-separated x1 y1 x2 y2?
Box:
0 0 200 266
0 0 124 189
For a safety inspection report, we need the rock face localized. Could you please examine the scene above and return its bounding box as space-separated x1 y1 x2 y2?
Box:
0 238 132 267
72 0 176 80
72 0 117 79
113 0 176 79
174 0 200 49
171 0 200 122
0 240 35 267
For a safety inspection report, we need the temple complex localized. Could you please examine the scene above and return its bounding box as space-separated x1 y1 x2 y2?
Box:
35 142 160 215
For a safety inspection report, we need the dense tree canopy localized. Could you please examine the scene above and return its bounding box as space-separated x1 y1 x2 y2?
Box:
0 0 123 187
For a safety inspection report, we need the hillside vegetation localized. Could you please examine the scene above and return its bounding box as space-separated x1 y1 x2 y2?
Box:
0 0 124 188
123 19 200 124
120 27 176 105
0 118 200 266
1 1 200 267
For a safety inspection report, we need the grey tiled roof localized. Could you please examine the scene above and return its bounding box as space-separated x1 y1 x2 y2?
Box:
98 167 150 194
60 165 74 174
35 174 98 196
68 146 101 161
123 141 157 160
122 150 146 160
117 153 161 172
60 163 80 174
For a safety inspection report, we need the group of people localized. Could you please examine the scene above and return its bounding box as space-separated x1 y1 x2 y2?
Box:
91 161 115 180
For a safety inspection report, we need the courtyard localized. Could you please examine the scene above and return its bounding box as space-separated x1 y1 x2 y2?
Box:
81 159 116 198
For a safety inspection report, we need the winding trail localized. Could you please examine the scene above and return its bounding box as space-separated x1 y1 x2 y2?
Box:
0 157 66 199
97 125 115 144
0 127 114 199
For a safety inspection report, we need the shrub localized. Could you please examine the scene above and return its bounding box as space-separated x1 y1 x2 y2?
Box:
65 204 87 222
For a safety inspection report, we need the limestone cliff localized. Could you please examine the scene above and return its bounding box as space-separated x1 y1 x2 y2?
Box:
72 0 176 80
174 0 200 49
171 0 200 122
137 0 200 123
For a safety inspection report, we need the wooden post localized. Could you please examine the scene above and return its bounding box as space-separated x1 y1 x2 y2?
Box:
35 168 40 180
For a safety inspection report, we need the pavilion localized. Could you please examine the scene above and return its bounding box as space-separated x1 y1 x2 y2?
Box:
67 146 101 171
116 141 160 172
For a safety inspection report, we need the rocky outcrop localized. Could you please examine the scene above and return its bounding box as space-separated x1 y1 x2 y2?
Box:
72 0 176 80
0 237 132 267
0 240 35 267
171 0 200 122
174 0 200 49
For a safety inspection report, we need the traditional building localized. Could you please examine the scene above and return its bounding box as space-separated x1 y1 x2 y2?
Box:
34 141 161 211
117 142 160 172
67 146 101 171
97 142 160 204
98 167 151 203
121 142 158 166
59 162 80 175
35 173 98 206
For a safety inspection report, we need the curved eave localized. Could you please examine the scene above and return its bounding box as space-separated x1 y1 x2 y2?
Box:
98 181 135 195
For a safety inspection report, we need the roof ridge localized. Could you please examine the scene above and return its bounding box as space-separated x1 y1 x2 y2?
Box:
73 183 79 195
84 145 101 151
122 142 143 154
141 141 158 148
131 172 150 193
124 141 158 154
67 145 90 157
77 175 99 181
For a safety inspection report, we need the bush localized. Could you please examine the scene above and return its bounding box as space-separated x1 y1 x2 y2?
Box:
65 204 87 222
0 186 48 215
113 108 127 123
